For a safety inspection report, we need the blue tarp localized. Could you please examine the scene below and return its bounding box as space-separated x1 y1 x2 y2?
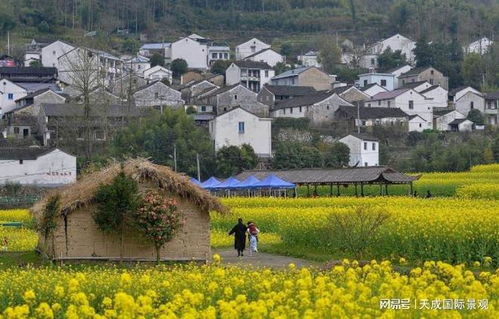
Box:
190 177 202 186
250 174 296 189
201 177 221 189
212 177 241 190
235 176 260 188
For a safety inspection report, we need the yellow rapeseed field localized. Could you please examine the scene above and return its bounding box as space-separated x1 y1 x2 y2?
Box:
0 258 497 318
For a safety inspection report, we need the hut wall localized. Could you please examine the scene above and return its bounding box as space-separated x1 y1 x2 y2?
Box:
49 199 210 261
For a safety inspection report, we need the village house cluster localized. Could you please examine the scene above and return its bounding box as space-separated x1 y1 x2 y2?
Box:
0 33 498 186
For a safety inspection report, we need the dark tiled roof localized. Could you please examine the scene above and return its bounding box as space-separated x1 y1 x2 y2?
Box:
419 85 441 94
0 67 57 76
198 84 241 99
408 114 424 120
398 66 430 78
262 85 316 96
15 88 55 102
271 66 311 80
243 48 275 59
385 65 410 73
272 91 340 110
235 166 417 184
448 86 479 96
233 60 272 69
0 147 56 160
401 80 429 89
449 118 468 125
347 133 379 142
370 88 410 101
360 83 382 91
337 105 408 119
485 91 499 100
41 103 139 117
433 108 455 116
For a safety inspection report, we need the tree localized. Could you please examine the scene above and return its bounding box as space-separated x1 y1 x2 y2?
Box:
414 36 433 67
462 53 485 88
280 42 293 58
93 170 141 261
0 12 16 35
467 109 484 125
134 192 182 263
29 60 43 67
210 60 231 75
216 144 258 177
150 53 165 67
325 142 350 168
37 20 50 33
318 39 341 74
273 142 323 169
122 38 140 53
171 58 188 78
377 48 407 72
273 62 291 75
111 109 216 178
492 136 499 162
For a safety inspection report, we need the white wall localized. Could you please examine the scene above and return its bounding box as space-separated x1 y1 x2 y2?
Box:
422 86 448 109
435 111 466 131
0 80 27 114
143 66 173 83
453 87 481 102
246 49 284 67
0 149 77 186
362 85 387 97
339 135 379 167
209 108 272 157
455 92 485 116
171 37 208 70
225 64 241 86
236 38 271 60
41 41 75 69
408 117 427 132
358 74 396 91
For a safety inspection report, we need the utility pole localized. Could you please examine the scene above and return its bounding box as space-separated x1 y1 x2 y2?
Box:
7 32 10 56
357 102 361 134
196 153 201 181
173 144 177 172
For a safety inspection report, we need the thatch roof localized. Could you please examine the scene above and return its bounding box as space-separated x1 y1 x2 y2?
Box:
31 159 228 217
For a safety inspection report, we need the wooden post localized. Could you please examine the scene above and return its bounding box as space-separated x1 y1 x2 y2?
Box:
355 184 358 197
379 183 383 195
385 184 389 196
337 184 340 196
360 183 364 197
329 183 333 197
409 182 413 196
314 184 317 197
307 184 310 197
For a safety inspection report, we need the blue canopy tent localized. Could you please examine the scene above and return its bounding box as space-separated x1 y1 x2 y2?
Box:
236 176 260 188
250 175 296 189
212 177 241 196
201 177 221 190
190 177 202 186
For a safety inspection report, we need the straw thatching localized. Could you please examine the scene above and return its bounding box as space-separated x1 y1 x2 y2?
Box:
31 158 228 218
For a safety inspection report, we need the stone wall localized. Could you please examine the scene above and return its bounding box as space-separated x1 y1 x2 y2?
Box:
298 68 332 91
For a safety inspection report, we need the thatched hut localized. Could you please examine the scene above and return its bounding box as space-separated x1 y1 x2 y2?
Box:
31 159 227 262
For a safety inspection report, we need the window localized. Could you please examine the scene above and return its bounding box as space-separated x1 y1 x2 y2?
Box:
8 93 13 100
372 143 376 151
13 127 20 134
430 70 434 75
429 79 434 84
154 92 159 99
53 50 56 55
290 108 293 114
238 121 245 133
291 78 295 85
364 142 367 150
380 79 387 87
23 128 29 138
282 109 286 115
265 70 269 77
364 162 368 167
363 80 368 86
470 101 474 109
19 160 23 165
224 53 229 59
409 100 414 110
299 106 302 112
378 101 381 106
234 94 238 100
367 103 371 107
419 123 422 128
218 53 223 59
362 120 366 125
387 101 391 108
371 58 375 65
201 106 206 112
212 53 217 59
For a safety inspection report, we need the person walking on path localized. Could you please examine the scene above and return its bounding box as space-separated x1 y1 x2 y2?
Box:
229 218 247 257
247 221 260 256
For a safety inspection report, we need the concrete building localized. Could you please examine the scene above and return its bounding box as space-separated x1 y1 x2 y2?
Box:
209 107 272 158
235 38 271 60
133 81 184 109
454 91 485 116
243 48 285 67
297 51 321 67
270 67 332 91
143 65 173 83
420 85 448 109
225 61 274 92
41 40 75 69
360 83 388 97
0 148 76 186
358 72 397 91
339 134 379 167
398 66 449 90
484 92 499 126
257 85 316 106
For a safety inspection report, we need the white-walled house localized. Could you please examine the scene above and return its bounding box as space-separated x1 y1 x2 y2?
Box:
368 88 433 129
225 61 274 92
143 65 173 83
171 35 209 70
449 86 482 103
243 48 285 67
358 73 396 91
360 83 388 97
0 148 76 186
235 38 271 60
408 115 427 132
387 65 412 78
0 79 28 115
298 51 321 67
369 34 416 64
339 134 379 167
125 56 151 75
401 81 432 93
433 109 469 131
208 45 231 65
454 91 485 116
420 85 448 109
209 107 272 158
41 40 75 69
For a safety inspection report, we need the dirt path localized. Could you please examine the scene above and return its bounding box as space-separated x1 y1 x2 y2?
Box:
214 249 319 269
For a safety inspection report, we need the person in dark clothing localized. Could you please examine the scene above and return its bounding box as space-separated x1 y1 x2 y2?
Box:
228 218 247 257
426 190 432 198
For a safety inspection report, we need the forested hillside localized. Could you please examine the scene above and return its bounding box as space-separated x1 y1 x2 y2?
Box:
1 0 498 48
